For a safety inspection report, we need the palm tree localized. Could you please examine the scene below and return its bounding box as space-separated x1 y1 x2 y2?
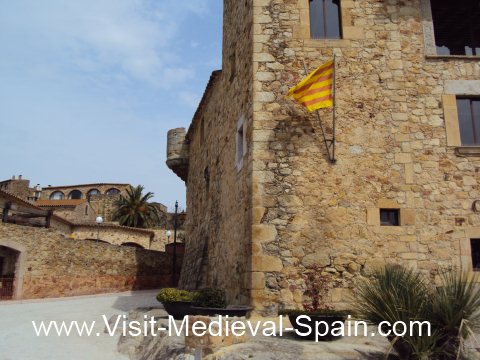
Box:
112 185 160 228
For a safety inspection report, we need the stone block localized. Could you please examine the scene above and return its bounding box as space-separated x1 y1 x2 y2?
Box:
405 163 414 184
250 272 265 290
252 207 266 224
343 26 364 39
278 195 303 207
401 209 416 225
395 153 412 164
185 316 247 354
377 199 399 209
252 224 277 243
367 208 380 226
301 252 331 268
252 255 283 272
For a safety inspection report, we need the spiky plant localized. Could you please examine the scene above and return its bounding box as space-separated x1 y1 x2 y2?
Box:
112 185 160 228
355 265 480 360
431 271 480 359
354 265 436 359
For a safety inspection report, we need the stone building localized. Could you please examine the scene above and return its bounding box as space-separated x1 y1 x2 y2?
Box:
167 0 480 315
40 183 131 222
0 175 41 202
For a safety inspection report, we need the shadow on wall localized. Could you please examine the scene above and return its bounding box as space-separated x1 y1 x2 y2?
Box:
0 223 184 301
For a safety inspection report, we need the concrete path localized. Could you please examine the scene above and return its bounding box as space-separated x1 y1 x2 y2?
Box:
0 290 160 360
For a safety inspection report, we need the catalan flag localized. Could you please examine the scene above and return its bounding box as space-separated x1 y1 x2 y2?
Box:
287 59 334 111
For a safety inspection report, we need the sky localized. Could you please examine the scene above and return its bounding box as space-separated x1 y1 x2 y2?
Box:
0 0 223 210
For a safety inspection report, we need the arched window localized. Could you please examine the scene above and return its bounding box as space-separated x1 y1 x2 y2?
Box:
309 0 342 39
87 189 100 196
49 191 65 200
106 188 120 195
68 190 83 199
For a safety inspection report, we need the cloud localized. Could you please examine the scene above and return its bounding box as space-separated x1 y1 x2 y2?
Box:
0 0 211 88
179 90 201 108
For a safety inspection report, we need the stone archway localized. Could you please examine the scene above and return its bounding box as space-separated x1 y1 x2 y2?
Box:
0 239 26 300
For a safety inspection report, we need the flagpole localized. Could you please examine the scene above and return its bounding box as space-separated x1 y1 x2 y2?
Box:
301 60 334 162
332 53 337 162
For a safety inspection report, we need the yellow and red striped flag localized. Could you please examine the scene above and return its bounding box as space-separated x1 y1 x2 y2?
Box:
287 59 334 111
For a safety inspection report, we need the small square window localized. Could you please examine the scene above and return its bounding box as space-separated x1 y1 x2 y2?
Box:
471 239 480 271
380 209 400 226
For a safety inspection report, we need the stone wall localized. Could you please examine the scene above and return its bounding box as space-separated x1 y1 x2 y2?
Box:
177 0 254 305
0 223 173 299
249 0 480 314
48 203 96 223
88 193 121 222
173 0 480 316
70 224 154 249
151 229 185 252
0 178 32 200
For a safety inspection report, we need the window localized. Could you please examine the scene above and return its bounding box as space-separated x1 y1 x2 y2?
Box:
49 191 64 200
68 190 83 199
380 209 400 226
236 116 247 171
229 50 236 82
106 188 120 195
204 167 210 191
309 0 342 39
457 97 480 145
471 239 480 271
87 189 100 196
431 0 480 56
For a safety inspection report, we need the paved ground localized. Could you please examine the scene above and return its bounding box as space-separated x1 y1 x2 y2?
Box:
0 290 160 360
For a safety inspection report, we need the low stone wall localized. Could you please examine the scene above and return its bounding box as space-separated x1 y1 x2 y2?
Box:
71 224 153 249
150 229 185 251
0 223 174 300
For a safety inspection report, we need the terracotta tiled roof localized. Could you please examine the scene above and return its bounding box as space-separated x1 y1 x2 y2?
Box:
42 183 130 190
0 190 153 237
0 189 72 225
36 199 87 207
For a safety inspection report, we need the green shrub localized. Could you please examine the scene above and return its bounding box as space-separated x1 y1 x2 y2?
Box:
156 288 195 304
354 265 480 360
193 288 227 308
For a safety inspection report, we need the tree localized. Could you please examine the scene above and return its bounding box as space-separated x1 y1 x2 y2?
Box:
112 185 160 228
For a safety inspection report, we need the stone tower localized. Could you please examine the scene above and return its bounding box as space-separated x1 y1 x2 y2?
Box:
167 0 480 316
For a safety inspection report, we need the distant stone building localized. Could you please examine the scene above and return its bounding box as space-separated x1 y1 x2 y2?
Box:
0 175 41 202
40 183 131 222
0 176 183 252
167 0 480 315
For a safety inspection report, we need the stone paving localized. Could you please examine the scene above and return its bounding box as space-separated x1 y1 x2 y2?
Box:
0 290 159 360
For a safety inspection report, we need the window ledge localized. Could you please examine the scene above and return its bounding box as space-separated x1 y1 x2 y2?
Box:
426 55 480 61
303 39 351 48
455 146 480 157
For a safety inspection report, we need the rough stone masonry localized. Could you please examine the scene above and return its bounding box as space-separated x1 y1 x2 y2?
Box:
167 0 480 316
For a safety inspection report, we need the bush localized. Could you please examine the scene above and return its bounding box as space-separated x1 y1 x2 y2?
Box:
354 265 480 360
156 288 195 304
193 288 227 308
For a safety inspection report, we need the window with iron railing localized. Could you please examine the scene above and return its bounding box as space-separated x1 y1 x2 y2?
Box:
431 0 480 56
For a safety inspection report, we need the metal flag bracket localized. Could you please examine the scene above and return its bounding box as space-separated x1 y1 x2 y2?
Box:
302 54 337 164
